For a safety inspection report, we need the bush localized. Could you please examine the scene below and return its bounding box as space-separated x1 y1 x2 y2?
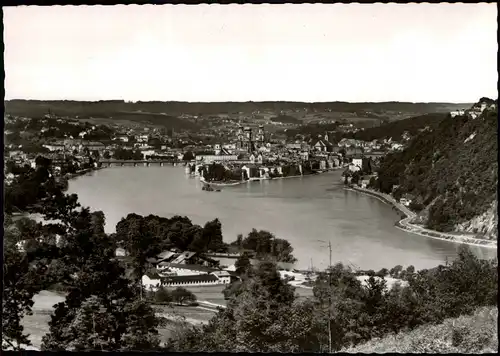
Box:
171 287 197 306
343 307 498 353
154 287 173 304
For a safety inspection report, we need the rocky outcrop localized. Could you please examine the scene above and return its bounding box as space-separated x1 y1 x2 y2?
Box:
454 200 498 240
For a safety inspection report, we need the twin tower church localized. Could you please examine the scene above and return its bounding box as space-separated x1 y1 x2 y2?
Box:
236 124 266 154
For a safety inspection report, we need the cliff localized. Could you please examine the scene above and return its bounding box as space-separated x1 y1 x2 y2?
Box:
372 98 498 239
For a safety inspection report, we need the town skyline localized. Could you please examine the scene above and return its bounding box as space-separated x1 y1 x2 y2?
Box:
4 3 497 103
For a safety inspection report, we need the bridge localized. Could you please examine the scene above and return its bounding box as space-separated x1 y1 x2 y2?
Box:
99 159 179 167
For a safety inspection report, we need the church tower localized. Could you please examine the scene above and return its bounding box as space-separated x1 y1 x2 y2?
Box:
257 125 265 147
237 125 244 150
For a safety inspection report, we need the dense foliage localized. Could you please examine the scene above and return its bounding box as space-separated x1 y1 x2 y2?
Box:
3 186 161 351
348 113 448 142
345 306 498 353
112 148 143 160
231 229 298 263
4 159 68 214
201 163 242 182
372 103 498 233
115 214 227 257
168 246 497 352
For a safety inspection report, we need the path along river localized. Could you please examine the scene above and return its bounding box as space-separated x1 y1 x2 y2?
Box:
68 166 497 271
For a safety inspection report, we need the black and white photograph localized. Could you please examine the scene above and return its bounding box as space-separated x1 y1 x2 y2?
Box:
2 2 498 353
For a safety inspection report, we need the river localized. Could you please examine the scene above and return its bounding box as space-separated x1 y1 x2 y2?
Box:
68 166 497 271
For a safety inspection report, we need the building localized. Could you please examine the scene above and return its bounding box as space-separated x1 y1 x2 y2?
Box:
352 155 363 169
310 139 331 152
196 153 239 164
450 109 466 118
249 152 263 164
236 124 266 154
142 270 234 289
43 142 66 152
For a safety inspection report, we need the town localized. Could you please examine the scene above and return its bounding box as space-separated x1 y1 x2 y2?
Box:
4 109 408 189
3 3 497 354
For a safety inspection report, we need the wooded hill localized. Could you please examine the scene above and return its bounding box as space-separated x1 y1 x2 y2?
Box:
372 99 498 237
5 100 469 123
349 113 448 142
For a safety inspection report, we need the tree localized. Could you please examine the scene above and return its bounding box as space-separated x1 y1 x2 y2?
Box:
119 300 161 351
239 229 297 263
168 261 304 352
202 218 225 252
40 207 160 351
2 236 43 349
235 252 252 276
171 287 197 306
154 287 173 304
182 151 195 161
115 214 162 299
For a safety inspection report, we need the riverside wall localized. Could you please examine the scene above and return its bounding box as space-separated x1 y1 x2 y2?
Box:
345 186 497 249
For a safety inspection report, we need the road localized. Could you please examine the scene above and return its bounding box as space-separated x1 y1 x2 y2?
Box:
350 187 497 248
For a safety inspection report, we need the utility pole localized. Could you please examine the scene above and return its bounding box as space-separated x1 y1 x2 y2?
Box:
316 239 333 353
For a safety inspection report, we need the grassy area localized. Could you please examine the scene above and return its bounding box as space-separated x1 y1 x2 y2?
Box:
344 306 498 353
19 285 314 349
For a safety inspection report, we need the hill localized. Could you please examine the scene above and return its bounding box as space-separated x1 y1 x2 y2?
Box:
269 114 301 124
344 306 498 353
5 99 470 118
372 98 498 238
351 112 448 141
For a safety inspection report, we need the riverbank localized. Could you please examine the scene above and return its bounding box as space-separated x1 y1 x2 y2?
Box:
69 166 105 179
345 186 497 249
200 167 343 187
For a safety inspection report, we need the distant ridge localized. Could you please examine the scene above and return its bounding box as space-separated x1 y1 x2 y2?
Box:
5 99 472 117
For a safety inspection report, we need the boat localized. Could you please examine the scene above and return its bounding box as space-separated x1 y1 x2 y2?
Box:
202 183 221 192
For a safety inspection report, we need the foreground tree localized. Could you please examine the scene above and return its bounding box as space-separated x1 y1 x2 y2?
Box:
167 261 322 352
234 252 252 276
171 287 197 306
115 214 162 299
41 209 161 351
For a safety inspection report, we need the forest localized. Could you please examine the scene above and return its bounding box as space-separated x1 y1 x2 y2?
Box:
371 103 498 234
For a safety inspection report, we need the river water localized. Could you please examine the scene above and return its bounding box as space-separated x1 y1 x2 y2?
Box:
68 166 496 271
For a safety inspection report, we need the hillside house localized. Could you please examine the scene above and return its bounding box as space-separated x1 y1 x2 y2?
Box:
450 109 466 118
116 135 129 143
310 139 333 152
83 141 106 152
43 142 66 152
135 134 149 143
214 143 231 155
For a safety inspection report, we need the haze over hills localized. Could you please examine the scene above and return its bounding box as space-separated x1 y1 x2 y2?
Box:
4 99 472 130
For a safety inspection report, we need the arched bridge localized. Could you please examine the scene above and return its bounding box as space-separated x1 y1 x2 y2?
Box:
99 159 179 167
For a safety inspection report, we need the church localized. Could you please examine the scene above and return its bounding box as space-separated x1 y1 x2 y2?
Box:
236 124 266 154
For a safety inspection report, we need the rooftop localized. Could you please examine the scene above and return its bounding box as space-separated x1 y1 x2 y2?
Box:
162 274 219 283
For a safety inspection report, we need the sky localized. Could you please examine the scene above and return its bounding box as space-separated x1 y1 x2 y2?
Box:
3 4 498 103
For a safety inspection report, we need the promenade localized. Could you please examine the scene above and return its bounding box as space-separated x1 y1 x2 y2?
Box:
347 186 497 249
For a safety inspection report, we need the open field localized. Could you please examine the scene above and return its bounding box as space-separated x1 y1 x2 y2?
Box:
20 284 315 349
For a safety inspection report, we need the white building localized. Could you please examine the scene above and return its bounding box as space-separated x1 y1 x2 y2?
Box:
352 157 363 169
450 109 466 118
196 154 239 164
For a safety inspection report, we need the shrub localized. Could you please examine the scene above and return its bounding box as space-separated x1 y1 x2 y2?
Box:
344 306 498 353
